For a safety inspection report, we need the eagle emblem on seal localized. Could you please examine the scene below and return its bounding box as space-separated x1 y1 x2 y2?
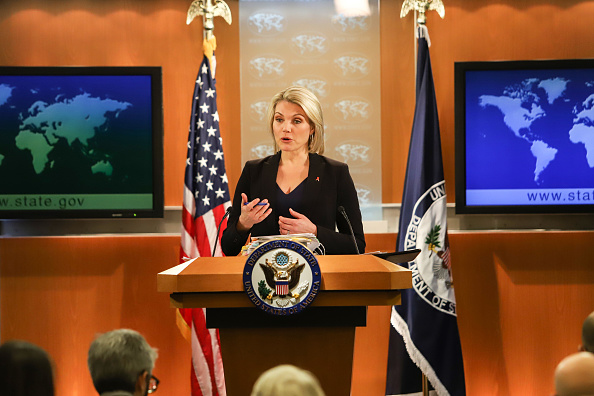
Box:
259 251 306 299
243 239 321 315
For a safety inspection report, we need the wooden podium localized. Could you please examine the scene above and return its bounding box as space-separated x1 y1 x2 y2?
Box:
158 254 412 396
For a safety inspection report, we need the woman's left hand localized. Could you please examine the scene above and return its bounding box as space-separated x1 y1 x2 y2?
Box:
278 208 317 236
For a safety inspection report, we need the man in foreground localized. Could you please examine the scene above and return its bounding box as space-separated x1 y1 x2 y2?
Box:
87 329 159 396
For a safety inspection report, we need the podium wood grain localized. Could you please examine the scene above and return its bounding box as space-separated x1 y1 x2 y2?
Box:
158 254 412 396
158 254 412 308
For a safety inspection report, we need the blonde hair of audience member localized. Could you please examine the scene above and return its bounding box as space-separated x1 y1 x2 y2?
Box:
251 364 325 396
266 85 325 155
554 352 594 396
581 311 594 352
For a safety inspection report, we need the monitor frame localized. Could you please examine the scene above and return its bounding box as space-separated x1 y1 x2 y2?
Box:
455 58 594 215
0 66 164 219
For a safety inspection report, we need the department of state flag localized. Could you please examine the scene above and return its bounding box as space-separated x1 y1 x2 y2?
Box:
385 27 465 396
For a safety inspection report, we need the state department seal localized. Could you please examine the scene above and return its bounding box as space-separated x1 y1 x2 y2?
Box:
243 239 321 316
403 180 457 316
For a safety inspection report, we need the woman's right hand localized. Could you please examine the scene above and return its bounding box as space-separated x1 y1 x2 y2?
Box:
237 193 272 231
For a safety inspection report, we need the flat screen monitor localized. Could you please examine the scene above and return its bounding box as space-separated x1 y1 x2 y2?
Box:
455 59 594 214
0 66 164 219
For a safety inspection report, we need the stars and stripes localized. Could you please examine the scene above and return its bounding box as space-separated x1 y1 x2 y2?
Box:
181 54 231 260
179 52 229 396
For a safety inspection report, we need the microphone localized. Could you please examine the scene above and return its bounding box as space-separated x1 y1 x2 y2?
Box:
338 205 359 255
212 205 233 257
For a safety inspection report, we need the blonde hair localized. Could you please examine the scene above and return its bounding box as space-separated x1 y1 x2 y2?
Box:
251 364 326 396
267 86 325 155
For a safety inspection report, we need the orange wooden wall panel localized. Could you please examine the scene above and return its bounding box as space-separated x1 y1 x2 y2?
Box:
450 231 594 396
0 236 189 396
379 0 415 203
352 305 392 396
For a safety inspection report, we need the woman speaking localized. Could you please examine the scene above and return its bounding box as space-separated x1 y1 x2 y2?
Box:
221 86 365 256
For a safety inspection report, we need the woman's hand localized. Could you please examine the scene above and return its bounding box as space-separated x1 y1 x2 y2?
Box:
237 193 272 232
278 208 317 236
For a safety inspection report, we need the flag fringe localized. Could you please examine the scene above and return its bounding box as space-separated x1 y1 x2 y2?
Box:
390 307 449 396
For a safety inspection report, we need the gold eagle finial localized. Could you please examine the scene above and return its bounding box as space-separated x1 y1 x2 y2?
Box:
400 0 445 25
187 0 232 40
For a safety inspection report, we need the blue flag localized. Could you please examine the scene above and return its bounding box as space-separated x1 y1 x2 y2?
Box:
385 28 466 396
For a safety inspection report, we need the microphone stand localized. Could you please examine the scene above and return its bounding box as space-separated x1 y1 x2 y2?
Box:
338 206 359 255
211 205 232 256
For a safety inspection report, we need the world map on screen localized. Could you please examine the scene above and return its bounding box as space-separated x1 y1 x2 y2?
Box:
466 69 594 190
1 87 130 175
0 75 153 195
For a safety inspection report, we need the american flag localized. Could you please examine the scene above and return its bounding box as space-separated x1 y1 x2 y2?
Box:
179 52 229 396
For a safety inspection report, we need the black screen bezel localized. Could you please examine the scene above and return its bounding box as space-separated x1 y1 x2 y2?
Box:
455 59 594 215
0 66 164 219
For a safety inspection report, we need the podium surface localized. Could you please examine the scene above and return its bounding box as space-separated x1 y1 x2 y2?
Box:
158 254 412 308
158 254 412 396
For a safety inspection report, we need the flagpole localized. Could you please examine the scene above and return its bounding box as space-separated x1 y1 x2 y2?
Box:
422 373 430 396
399 2 446 396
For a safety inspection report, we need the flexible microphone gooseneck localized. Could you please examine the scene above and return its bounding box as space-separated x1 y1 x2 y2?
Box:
338 205 359 255
212 205 233 257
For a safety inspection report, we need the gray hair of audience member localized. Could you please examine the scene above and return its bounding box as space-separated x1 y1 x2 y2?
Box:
87 329 158 394
267 85 325 155
581 311 594 352
554 352 594 396
251 364 326 396
0 340 55 396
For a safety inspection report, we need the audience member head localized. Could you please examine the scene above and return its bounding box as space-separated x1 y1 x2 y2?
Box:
554 352 594 396
251 364 325 396
267 85 325 155
87 329 158 396
581 311 594 353
0 339 55 396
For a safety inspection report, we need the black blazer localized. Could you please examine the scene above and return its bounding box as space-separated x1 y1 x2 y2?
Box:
221 152 365 256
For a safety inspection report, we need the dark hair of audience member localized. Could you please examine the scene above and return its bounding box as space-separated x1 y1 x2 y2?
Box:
581 311 594 352
0 340 55 396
